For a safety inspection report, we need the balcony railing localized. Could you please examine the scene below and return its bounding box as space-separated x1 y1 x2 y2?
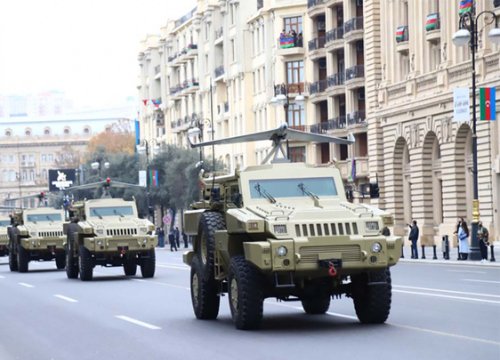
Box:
344 17 364 34
325 27 344 43
168 53 178 62
275 82 305 95
279 33 303 48
327 73 345 87
214 65 225 78
347 111 366 126
309 79 328 95
345 65 364 81
169 85 182 95
308 36 326 51
309 116 347 133
154 65 161 74
257 0 263 10
215 27 223 39
307 0 326 8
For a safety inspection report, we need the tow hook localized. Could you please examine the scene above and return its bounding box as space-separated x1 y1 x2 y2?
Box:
318 259 342 277
328 261 337 277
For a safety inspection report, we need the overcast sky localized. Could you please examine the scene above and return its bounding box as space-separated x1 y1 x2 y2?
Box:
0 0 193 109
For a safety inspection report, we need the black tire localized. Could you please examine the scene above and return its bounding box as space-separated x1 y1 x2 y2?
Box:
55 252 66 270
351 268 392 324
140 249 155 278
8 246 18 272
190 255 220 320
124 254 138 276
301 294 331 315
78 245 93 281
65 243 79 279
17 245 29 273
8 228 18 272
228 256 264 330
196 212 225 281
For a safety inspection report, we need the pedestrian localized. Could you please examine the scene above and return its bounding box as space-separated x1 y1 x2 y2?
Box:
453 217 464 258
168 229 177 251
477 221 489 261
407 220 419 259
182 230 188 248
458 221 469 260
158 227 165 248
174 227 180 248
290 29 297 46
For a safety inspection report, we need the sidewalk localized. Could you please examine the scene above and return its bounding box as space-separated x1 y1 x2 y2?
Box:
399 242 500 267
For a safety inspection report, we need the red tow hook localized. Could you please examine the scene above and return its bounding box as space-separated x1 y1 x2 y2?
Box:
328 261 337 277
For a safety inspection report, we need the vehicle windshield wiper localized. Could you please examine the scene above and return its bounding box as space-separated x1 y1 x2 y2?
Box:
298 182 319 200
113 209 124 217
254 183 276 204
46 215 54 222
92 209 103 219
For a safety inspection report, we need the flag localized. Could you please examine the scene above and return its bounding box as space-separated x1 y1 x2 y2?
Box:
396 26 407 42
480 87 496 121
149 169 159 187
280 36 295 48
152 99 162 108
425 13 439 31
134 119 140 146
459 0 472 15
142 99 148 106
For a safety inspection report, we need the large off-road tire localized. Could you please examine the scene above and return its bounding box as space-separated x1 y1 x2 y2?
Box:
351 268 392 324
140 249 155 278
8 228 18 272
78 245 93 281
190 255 220 320
55 252 66 270
228 256 264 330
196 212 225 281
65 244 79 279
123 254 137 276
301 294 331 315
17 245 29 273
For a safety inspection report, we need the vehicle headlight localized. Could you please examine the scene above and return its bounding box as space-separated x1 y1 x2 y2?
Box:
97 240 103 246
276 246 288 257
371 242 382 253
142 238 148 244
139 227 148 234
96 228 104 235
365 221 379 231
248 221 259 231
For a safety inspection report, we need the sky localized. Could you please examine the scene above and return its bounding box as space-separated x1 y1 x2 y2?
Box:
0 0 194 109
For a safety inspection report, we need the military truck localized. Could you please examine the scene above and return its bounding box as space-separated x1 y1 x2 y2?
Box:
0 216 11 257
8 208 66 272
64 197 157 281
183 125 402 330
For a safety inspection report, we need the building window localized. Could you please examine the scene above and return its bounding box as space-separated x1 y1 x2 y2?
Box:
83 126 91 135
289 146 306 163
44 127 51 135
230 39 236 62
287 104 305 130
5 129 12 136
284 16 303 34
286 60 304 85
25 128 32 136
63 127 71 135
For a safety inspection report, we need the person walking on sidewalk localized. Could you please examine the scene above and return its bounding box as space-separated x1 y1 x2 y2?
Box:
174 227 180 248
182 230 188 248
408 220 419 259
478 221 489 261
168 229 177 251
458 221 470 260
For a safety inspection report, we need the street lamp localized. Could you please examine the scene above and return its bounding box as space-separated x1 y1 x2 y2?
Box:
452 2 500 260
270 83 305 160
90 158 110 180
188 114 214 163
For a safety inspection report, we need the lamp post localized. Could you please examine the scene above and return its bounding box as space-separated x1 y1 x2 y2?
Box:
188 114 214 163
90 157 110 180
452 2 500 260
270 84 305 160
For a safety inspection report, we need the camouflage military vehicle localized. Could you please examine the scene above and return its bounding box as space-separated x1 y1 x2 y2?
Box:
8 208 66 272
0 216 11 257
183 125 402 330
64 197 157 281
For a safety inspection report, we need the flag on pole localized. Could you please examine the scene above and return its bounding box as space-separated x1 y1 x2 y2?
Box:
480 87 496 121
459 0 472 15
425 13 439 31
142 99 148 106
149 169 159 187
396 26 407 42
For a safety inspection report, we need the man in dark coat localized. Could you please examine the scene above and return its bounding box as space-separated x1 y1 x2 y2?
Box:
174 227 180 248
168 229 177 251
408 220 419 259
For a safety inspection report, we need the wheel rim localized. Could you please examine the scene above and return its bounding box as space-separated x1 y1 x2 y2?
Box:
200 232 207 265
192 272 199 308
230 278 239 312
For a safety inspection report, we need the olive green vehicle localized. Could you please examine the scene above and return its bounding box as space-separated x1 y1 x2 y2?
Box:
183 125 402 330
64 197 157 281
0 216 11 257
8 208 66 272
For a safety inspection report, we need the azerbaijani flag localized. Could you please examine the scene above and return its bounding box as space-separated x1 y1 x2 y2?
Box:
152 99 161 108
280 36 295 48
149 169 159 187
480 87 496 121
425 13 439 31
459 0 472 15
396 26 407 42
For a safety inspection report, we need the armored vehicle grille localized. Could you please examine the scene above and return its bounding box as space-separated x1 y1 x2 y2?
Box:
299 244 362 263
106 228 137 236
294 222 359 237
0 234 8 241
39 231 64 238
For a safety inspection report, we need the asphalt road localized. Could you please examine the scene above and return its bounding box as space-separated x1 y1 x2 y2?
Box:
0 249 499 360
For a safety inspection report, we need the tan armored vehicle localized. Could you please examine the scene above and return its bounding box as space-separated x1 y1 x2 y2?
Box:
8 208 66 272
64 196 157 281
183 125 402 329
0 216 11 257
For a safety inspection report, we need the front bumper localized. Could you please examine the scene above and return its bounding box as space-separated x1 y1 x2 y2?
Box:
243 235 402 272
20 237 65 251
83 235 157 253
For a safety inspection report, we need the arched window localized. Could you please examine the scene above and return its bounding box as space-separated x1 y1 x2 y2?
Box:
83 126 91 135
44 127 51 136
63 127 71 135
25 128 32 136
5 129 12 137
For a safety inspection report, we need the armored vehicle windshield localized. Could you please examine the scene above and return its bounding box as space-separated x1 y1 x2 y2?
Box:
26 213 63 222
89 206 135 218
0 220 11 226
249 177 338 199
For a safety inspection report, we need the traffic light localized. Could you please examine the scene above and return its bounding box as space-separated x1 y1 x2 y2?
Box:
369 183 380 198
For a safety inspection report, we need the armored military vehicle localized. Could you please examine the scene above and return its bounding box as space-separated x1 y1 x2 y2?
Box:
183 124 402 330
0 216 11 257
64 180 157 281
8 208 66 272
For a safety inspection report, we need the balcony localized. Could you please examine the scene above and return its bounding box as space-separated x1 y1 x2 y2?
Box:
325 27 344 50
345 65 364 89
183 78 200 94
215 27 223 42
308 36 326 60
425 13 441 43
343 17 364 42
214 65 225 79
347 111 366 128
326 73 345 95
169 85 183 97
309 79 328 96
181 43 198 59
309 116 347 133
396 25 409 53
277 34 305 56
307 0 327 17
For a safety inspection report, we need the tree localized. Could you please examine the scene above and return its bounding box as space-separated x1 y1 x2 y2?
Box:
87 130 135 156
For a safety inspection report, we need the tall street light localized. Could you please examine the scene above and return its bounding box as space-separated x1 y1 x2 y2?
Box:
452 2 500 260
270 84 305 160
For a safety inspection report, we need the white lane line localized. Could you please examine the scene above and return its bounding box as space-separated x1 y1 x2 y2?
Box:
447 269 486 274
54 294 78 303
463 278 500 284
394 285 500 299
156 264 189 271
115 315 161 330
0 275 5 279
393 289 500 304
18 282 34 288
133 279 189 290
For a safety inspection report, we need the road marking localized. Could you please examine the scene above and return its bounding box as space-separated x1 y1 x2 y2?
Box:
0 275 5 279
394 289 500 304
18 282 34 288
54 294 78 303
463 278 500 284
115 315 161 330
156 264 189 271
446 269 486 274
394 285 500 299
133 279 189 290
